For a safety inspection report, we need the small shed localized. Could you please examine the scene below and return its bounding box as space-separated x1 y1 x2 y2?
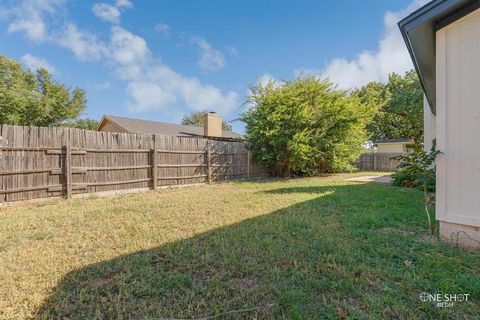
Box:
374 138 413 154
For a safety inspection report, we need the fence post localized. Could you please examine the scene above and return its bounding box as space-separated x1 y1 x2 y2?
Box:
151 134 158 190
0 135 4 205
64 145 72 199
246 150 251 179
373 154 378 171
206 140 211 184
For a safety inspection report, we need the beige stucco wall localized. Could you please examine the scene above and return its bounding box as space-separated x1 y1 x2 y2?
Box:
436 9 480 248
377 143 407 153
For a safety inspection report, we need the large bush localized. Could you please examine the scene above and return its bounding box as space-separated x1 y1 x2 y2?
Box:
241 77 375 176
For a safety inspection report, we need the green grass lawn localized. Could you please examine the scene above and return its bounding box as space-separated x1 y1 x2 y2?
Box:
0 173 479 319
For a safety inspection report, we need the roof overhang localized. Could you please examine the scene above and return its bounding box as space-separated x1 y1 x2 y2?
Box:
374 140 414 146
96 116 110 131
97 115 129 132
398 0 480 115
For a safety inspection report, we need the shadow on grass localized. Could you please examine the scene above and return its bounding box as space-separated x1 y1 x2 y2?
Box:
35 184 480 319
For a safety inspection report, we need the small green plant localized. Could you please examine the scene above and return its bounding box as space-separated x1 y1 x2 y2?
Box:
391 169 420 188
392 141 441 234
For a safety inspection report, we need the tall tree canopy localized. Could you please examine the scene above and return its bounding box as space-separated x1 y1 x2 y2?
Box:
355 69 424 142
181 111 232 130
0 55 87 127
62 118 99 131
242 77 375 176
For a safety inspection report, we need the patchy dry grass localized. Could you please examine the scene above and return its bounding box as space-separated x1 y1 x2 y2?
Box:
0 173 478 319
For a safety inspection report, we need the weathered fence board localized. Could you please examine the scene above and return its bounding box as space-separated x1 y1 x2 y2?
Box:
0 125 266 202
356 152 404 172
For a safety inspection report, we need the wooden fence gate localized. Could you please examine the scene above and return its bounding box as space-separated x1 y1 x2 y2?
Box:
356 153 404 172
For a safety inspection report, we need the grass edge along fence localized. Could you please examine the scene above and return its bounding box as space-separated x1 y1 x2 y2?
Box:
0 124 266 202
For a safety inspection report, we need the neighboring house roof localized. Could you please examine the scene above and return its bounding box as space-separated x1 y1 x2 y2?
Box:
398 0 479 115
97 115 243 139
374 138 414 145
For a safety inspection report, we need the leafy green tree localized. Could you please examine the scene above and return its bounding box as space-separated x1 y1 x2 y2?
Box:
355 69 423 142
241 77 375 176
0 55 86 127
181 111 232 130
62 118 99 131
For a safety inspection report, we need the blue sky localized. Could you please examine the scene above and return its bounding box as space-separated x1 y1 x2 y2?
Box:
0 0 425 133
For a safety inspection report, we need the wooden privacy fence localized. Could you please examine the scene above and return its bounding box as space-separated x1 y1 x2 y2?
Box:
356 152 404 172
0 125 266 203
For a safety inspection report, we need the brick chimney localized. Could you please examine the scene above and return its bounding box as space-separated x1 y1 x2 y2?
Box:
204 112 223 137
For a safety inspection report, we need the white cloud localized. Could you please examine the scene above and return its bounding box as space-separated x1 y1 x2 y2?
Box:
258 73 277 86
109 28 239 114
6 0 66 42
154 23 170 36
225 46 239 57
3 0 239 116
110 26 150 65
191 37 226 72
93 3 121 24
109 26 150 80
126 81 177 111
8 18 46 42
92 0 133 24
116 0 133 8
169 71 238 112
4 1 107 61
55 23 107 61
295 0 429 90
21 53 57 74
123 65 239 114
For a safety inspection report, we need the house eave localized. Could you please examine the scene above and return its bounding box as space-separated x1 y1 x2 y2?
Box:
398 0 480 115
97 115 129 132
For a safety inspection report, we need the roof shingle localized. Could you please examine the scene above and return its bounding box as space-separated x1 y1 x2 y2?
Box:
102 115 242 139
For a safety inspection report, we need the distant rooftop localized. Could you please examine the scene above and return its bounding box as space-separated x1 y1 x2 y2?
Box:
98 115 243 139
374 138 414 144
